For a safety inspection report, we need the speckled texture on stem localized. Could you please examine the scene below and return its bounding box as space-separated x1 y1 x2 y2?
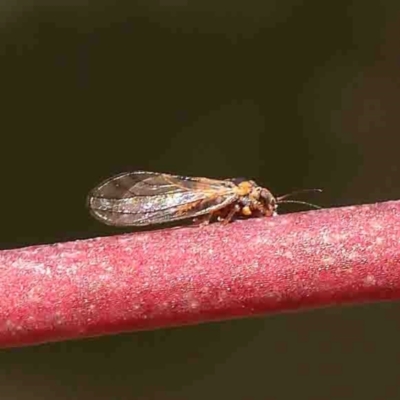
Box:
1 200 400 348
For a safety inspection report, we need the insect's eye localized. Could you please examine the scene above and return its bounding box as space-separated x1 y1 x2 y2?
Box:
260 189 269 199
260 189 275 204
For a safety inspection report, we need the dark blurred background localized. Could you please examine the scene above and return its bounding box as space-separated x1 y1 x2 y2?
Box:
1 1 400 399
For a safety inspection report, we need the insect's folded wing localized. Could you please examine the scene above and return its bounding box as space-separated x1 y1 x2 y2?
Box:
87 172 237 226
87 171 173 198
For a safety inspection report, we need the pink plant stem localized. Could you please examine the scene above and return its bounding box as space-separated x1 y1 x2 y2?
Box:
0 200 400 348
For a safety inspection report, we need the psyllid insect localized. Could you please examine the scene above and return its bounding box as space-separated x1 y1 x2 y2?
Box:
87 171 321 227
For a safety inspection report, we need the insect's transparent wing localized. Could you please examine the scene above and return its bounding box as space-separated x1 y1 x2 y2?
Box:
87 171 238 226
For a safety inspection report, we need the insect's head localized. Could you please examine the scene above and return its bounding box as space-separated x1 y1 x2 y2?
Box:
235 179 278 216
259 187 278 216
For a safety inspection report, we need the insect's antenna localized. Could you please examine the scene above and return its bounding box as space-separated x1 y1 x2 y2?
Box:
277 199 321 210
277 188 322 201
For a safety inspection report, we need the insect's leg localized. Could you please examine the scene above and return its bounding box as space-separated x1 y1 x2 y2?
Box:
193 213 214 227
253 202 275 217
221 204 241 225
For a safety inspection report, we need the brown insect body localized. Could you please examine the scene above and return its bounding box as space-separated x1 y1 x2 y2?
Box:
87 171 318 227
219 178 277 220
